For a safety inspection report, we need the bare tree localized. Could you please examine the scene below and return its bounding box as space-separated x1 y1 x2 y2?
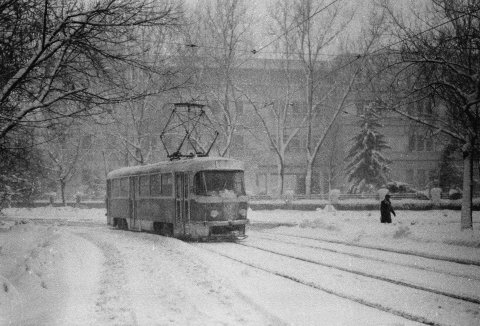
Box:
38 119 90 205
239 0 306 196
0 0 182 142
287 0 365 195
184 0 254 157
378 0 480 229
0 0 182 204
286 0 390 196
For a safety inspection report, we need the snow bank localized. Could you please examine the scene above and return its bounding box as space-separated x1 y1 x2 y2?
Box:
0 220 102 325
3 206 106 224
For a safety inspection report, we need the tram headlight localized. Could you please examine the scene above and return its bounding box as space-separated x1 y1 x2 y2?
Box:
210 210 219 218
239 209 247 217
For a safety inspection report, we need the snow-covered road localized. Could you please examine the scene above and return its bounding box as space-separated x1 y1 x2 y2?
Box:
0 223 424 326
1 207 480 325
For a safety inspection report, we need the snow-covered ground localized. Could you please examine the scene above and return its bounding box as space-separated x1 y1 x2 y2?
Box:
0 206 479 325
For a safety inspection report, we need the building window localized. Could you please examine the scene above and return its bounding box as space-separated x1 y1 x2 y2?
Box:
417 169 426 187
81 135 92 149
288 134 302 152
408 135 416 152
408 99 434 116
408 134 434 152
355 100 368 116
244 102 254 114
424 100 433 115
417 135 424 151
232 134 244 151
256 174 267 195
235 100 244 115
290 101 305 116
425 138 433 152
406 169 414 185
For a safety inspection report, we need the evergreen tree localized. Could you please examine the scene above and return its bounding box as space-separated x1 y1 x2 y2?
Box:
346 107 391 193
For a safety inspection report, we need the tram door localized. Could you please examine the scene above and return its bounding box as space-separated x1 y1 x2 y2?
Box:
175 172 189 236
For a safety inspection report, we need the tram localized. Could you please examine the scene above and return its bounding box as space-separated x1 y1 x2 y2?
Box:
106 157 249 240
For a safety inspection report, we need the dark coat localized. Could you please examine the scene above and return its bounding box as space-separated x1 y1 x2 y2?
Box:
380 199 395 223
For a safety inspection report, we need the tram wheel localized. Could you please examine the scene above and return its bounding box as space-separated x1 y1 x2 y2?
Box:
118 218 128 230
162 223 173 237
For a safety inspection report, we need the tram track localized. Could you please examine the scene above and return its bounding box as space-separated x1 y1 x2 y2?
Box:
252 231 480 282
195 240 480 326
237 239 480 305
196 244 438 326
254 230 480 267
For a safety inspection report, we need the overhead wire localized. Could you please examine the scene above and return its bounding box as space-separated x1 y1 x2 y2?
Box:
176 2 479 65
169 0 345 59
251 0 345 55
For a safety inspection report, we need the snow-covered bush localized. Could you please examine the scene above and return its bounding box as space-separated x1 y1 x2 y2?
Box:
430 188 441 203
449 188 462 200
329 189 340 204
282 190 295 204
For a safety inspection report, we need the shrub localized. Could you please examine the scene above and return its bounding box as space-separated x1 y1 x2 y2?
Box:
449 191 462 200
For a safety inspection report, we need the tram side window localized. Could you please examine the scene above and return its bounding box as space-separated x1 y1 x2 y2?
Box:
151 174 161 196
119 178 129 197
139 175 150 197
112 179 120 198
194 172 207 195
161 173 173 196
111 178 128 198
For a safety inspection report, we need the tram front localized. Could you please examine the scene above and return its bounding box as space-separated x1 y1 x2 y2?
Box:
190 167 249 240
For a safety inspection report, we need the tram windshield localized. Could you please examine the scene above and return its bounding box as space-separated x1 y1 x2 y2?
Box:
194 170 245 197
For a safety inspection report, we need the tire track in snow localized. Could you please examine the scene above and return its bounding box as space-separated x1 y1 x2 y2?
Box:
74 231 138 326
76 227 285 326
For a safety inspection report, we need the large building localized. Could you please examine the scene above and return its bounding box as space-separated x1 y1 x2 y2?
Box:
215 58 449 196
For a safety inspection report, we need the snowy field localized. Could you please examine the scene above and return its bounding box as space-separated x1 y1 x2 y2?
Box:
1 206 479 325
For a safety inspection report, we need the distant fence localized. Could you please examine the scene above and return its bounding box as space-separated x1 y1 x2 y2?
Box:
248 192 441 201
6 193 477 211
7 200 105 209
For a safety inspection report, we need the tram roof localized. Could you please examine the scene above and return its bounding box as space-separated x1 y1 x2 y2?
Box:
107 157 245 179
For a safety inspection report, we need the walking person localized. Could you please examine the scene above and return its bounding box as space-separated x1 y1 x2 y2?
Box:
380 194 396 223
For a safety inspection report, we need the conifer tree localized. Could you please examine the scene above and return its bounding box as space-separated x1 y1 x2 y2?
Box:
346 107 391 193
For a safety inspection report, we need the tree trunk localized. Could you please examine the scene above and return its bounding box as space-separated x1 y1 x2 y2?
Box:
60 180 66 206
305 157 313 196
278 160 285 196
461 141 473 230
